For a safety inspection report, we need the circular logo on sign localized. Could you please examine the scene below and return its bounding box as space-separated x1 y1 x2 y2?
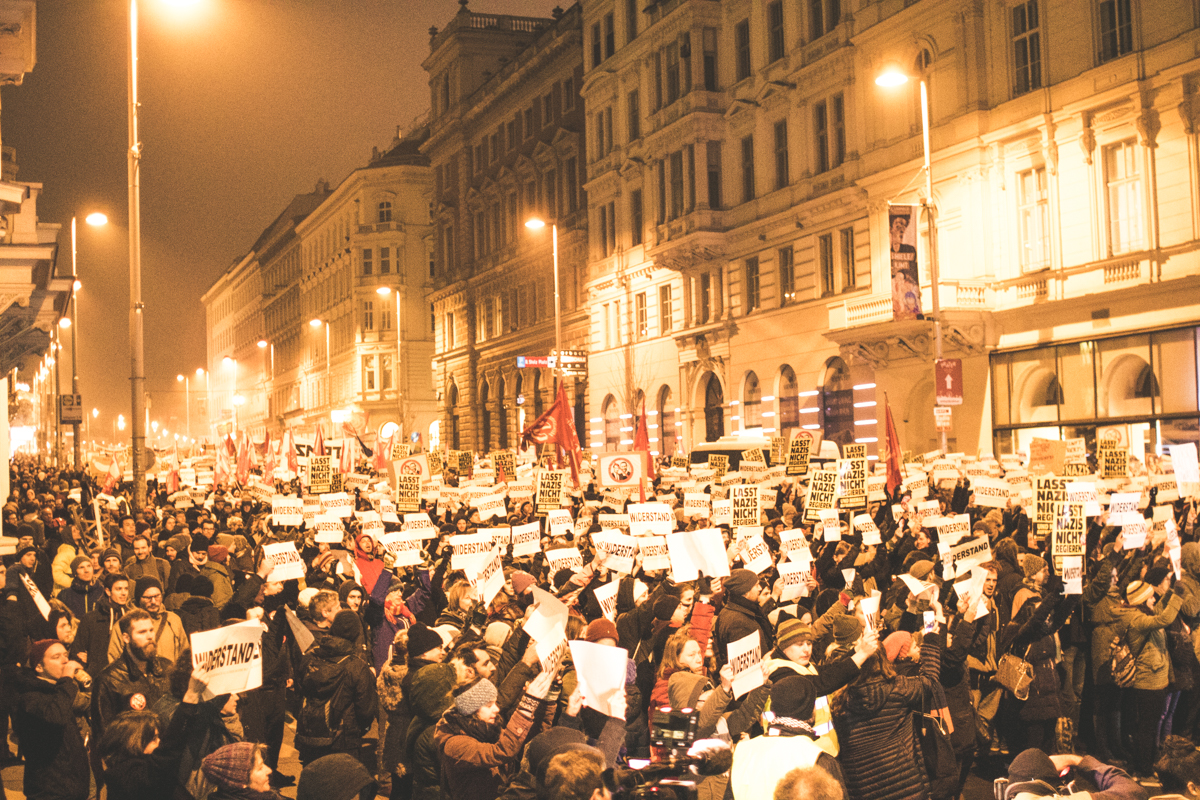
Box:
129 693 146 710
398 459 422 475
606 457 635 483
795 431 815 442
531 415 557 443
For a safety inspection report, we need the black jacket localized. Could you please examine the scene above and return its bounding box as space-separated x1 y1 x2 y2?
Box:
101 700 198 800
92 648 172 735
712 593 774 667
71 598 128 678
296 635 377 753
59 578 105 620
12 667 89 800
176 596 220 636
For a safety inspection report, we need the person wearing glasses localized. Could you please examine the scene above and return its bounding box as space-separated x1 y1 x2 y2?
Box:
106 577 188 665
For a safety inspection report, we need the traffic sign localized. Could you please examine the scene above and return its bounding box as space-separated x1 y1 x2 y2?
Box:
934 406 952 432
517 356 551 369
58 394 83 424
935 358 963 406
553 349 588 376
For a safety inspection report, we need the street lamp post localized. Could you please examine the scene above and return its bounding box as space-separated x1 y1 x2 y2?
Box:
69 212 108 468
196 367 208 442
310 319 330 413
177 374 189 439
876 63 947 452
222 357 238 431
524 218 561 387
127 0 148 509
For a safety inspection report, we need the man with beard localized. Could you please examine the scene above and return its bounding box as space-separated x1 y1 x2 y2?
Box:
107 576 188 665
91 608 172 735
72 572 130 677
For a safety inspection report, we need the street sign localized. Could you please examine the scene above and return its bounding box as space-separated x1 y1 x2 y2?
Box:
935 358 963 406
517 356 551 369
554 349 588 376
934 406 952 432
58 394 83 424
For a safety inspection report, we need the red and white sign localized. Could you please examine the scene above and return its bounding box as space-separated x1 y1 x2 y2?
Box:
935 358 963 406
934 406 952 432
598 453 644 488
392 454 430 482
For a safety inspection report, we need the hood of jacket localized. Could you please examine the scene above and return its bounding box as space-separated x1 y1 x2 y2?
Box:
302 636 355 696
1182 542 1200 580
69 577 100 595
179 596 215 612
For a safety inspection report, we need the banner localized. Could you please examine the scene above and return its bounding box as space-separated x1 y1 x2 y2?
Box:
262 542 306 582
395 474 421 512
728 630 764 699
889 205 922 320
191 621 263 699
270 495 303 526
511 521 542 557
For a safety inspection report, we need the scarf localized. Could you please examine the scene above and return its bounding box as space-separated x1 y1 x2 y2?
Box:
384 595 416 627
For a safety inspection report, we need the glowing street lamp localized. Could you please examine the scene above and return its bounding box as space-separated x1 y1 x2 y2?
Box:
524 217 561 385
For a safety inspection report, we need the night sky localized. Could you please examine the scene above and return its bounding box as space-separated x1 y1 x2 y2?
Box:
2 0 559 443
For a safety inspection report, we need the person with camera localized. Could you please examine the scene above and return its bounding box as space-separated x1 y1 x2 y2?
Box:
1001 748 1147 800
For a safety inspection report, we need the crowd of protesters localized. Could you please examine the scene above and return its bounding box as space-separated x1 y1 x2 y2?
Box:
1 441 1200 800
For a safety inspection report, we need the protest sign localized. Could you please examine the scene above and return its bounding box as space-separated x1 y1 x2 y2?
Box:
536 635 569 676
402 513 439 539
511 522 542 557
598 454 644 488
598 532 638 574
935 514 971 546
1100 445 1128 479
972 477 1011 509
707 454 729 479
394 474 421 512
778 556 812 601
728 630 764 699
598 513 630 530
867 475 888 502
780 528 809 561
913 500 941 528
666 528 731 581
302 497 320 527
466 546 505 606
1062 556 1083 595
308 456 333 493
544 547 585 577
804 470 839 521
377 533 424 567
730 485 760 528
393 454 432 484
740 533 773 574
1109 492 1143 526
1123 519 1149 549
525 586 570 643
536 470 565 514
270 496 303 527
483 527 511 552
320 492 353 519
493 452 516 482
711 499 732 525
593 580 621 621
546 509 573 537
1171 443 1200 498
786 438 811 476
939 536 992 578
1052 502 1085 562
191 621 263 699
683 493 711 519
639 536 670 572
262 542 306 582
1028 439 1066 475
477 493 507 521
1065 481 1102 516
852 513 882 545
283 607 315 653
569 641 630 717
1035 476 1068 538
818 509 841 541
313 517 344 543
837 458 868 509
859 591 882 634
450 532 493 570
627 503 675 537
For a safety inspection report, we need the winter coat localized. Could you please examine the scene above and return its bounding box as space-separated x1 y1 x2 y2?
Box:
107 609 188 665
91 647 173 735
377 661 408 775
433 692 547 800
832 633 942 800
731 731 846 800
712 593 773 668
295 634 377 755
101 701 198 800
1110 592 1184 691
198 561 234 610
59 577 105 620
176 596 221 636
71 597 127 677
12 667 90 800
50 542 81 596
123 555 171 587
405 664 456 800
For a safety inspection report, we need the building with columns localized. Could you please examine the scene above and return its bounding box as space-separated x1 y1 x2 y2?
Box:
578 0 1200 461
423 3 590 453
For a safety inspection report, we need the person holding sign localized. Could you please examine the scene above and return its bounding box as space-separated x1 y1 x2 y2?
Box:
712 570 773 668
295 610 378 765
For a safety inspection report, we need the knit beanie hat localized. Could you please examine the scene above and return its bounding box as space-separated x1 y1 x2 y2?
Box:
653 595 681 621
770 675 818 721
201 742 258 790
908 560 936 581
407 623 444 659
510 570 536 595
484 621 511 649
166 533 191 555
329 609 362 642
1126 580 1154 607
28 639 59 669
296 753 375 800
883 631 913 663
1144 564 1171 588
100 547 122 565
776 619 814 652
190 533 210 553
134 576 163 603
1007 747 1059 785
453 678 498 716
832 613 862 646
1022 553 1048 580
585 618 619 644
207 545 229 564
70 555 91 576
725 568 758 597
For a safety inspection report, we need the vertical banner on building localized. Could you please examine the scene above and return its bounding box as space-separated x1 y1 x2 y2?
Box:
889 205 922 320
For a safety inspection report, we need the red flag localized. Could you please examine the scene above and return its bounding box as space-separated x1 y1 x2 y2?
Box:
314 425 326 457
633 398 655 502
373 425 393 472
236 432 251 484
520 381 582 486
339 437 354 474
103 456 121 494
262 432 277 480
215 446 230 487
882 393 905 498
284 429 299 474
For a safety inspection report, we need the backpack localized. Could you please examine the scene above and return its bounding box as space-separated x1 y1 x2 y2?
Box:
1108 626 1142 688
295 656 349 749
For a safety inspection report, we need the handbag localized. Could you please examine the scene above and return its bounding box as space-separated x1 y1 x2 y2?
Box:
997 646 1034 701
915 692 958 800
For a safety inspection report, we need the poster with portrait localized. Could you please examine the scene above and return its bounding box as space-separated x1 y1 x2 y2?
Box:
889 205 922 320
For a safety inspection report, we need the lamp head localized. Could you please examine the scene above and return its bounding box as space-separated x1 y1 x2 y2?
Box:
84 212 108 227
525 218 546 230
875 67 909 87
376 286 391 295
309 318 323 328
257 339 268 349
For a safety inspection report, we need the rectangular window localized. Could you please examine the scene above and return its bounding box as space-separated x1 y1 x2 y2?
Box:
810 0 840 38
767 1 785 62
381 304 393 331
605 107 613 154
703 28 718 90
1012 1 1042 95
1105 140 1144 255
363 355 377 391
379 246 391 274
524 107 534 139
839 227 856 291
740 136 755 202
635 292 648 338
814 100 829 173
699 273 712 324
773 119 789 190
627 0 638 42
604 13 615 58
507 119 517 151
627 90 640 141
1099 0 1133 63
779 246 795 305
818 234 835 296
735 19 751 81
1018 166 1050 270
592 22 602 68
565 158 578 212
474 144 483 172
563 77 575 111
602 303 612 349
831 94 845 168
363 300 374 331
660 284 673 332
630 189 644 245
745 257 761 311
444 224 455 271
669 150 685 220
657 159 667 223
381 354 393 390
653 50 664 110
544 168 557 219
362 248 373 275
686 144 696 211
665 40 681 105
606 201 616 255
543 93 554 124
484 298 495 340
707 141 722 209
599 204 608 257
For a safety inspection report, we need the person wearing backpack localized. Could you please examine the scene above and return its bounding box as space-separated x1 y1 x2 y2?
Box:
295 610 377 767
1112 576 1185 779
1085 541 1136 766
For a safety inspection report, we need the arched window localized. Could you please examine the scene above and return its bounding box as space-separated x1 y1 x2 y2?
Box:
779 365 799 439
658 385 676 457
743 372 762 430
821 357 854 448
377 201 393 224
448 381 460 450
497 376 509 449
480 379 491 451
603 395 621 451
703 374 724 442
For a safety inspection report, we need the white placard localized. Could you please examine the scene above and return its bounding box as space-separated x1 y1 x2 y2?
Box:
852 513 881 545
466 546 505 607
972 477 1011 508
1062 556 1083 595
402 513 439 539
314 517 344 543
665 528 731 581
639 535 670 572
546 509 573 537
262 542 306 582
377 532 425 567
191 620 264 700
683 493 711 518
544 547 585 577
740 533 773 574
569 640 630 717
320 492 354 519
728 630 763 699
270 496 303 526
627 503 675 537
594 580 620 621
450 532 494 569
712 499 732 525
511 521 542 557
